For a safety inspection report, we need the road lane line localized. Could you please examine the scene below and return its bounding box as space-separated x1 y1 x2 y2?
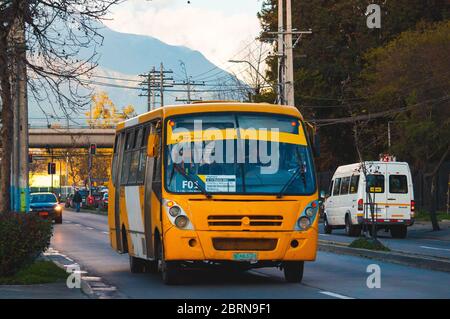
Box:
320 291 354 299
319 234 330 237
102 231 109 235
86 227 94 230
420 245 450 252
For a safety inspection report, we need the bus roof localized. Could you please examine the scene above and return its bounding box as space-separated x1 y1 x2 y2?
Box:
116 102 303 131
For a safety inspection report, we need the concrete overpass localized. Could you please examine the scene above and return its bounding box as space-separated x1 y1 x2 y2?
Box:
29 128 116 148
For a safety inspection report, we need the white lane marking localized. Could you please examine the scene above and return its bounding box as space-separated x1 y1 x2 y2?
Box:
420 245 450 252
319 234 331 237
86 227 94 230
102 231 109 235
320 291 354 299
64 221 72 224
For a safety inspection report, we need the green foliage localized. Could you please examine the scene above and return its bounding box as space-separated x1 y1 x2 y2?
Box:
0 260 67 285
0 212 53 277
349 238 390 251
257 0 448 170
361 21 450 169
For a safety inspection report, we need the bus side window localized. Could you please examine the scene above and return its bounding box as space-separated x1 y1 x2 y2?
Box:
349 175 360 194
136 125 150 184
332 178 341 196
111 135 119 184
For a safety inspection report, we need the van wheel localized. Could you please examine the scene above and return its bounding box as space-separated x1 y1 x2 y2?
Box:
345 215 361 237
391 225 407 239
129 256 146 273
157 243 181 285
323 216 332 234
283 261 304 283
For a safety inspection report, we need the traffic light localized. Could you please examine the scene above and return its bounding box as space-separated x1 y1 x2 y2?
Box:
48 162 56 175
28 153 33 163
90 143 97 155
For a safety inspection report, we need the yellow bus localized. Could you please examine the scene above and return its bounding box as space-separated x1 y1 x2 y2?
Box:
108 102 319 284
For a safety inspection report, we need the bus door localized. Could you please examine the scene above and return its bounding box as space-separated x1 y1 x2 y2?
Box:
143 122 161 259
112 132 126 252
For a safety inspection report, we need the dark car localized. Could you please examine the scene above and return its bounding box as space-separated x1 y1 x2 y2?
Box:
30 193 63 224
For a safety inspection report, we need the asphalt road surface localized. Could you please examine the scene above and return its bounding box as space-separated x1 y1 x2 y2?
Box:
51 209 450 299
318 223 450 259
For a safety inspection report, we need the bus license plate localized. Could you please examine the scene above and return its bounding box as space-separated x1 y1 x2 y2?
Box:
233 252 258 261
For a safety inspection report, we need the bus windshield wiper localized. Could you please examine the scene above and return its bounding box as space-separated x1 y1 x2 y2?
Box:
173 163 212 199
277 149 307 198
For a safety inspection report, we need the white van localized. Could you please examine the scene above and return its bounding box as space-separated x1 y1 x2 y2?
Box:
323 161 415 238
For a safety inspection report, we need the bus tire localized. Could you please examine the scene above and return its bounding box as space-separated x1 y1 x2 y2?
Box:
391 225 407 239
157 242 181 285
129 256 146 273
345 215 361 237
283 261 304 283
145 260 158 274
323 215 332 234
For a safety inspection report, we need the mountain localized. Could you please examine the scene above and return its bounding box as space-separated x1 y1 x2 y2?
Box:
28 24 233 126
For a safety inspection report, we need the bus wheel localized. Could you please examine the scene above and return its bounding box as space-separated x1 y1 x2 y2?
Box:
129 256 146 273
145 259 158 274
324 216 332 234
283 261 304 283
158 244 181 285
391 225 407 239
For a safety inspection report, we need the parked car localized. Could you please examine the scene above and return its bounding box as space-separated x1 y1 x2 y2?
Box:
30 192 63 224
323 160 415 238
100 192 108 209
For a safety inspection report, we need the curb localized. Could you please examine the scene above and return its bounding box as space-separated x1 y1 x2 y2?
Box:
319 240 450 273
43 248 124 299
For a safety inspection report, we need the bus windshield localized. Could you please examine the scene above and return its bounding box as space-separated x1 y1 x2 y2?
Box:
164 113 316 195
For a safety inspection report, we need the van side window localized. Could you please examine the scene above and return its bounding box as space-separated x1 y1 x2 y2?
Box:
389 175 408 194
340 176 351 195
332 178 341 196
366 175 385 193
349 175 359 194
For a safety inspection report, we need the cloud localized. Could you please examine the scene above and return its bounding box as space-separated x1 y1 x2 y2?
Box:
104 0 261 67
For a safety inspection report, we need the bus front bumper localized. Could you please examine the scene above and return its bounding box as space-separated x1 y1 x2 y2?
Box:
163 227 318 262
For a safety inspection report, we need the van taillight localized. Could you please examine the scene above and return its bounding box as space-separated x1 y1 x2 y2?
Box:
411 200 415 212
358 199 363 211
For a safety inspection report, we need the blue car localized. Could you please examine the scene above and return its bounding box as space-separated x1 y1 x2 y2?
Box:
30 193 63 224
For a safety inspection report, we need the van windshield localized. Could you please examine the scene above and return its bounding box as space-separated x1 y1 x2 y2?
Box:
164 113 316 195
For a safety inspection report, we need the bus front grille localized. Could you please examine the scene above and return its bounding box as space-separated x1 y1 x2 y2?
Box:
208 215 283 227
212 238 278 251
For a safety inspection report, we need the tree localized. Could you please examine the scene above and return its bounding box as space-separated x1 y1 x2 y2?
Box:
360 21 450 230
257 0 448 171
86 91 136 128
0 0 122 213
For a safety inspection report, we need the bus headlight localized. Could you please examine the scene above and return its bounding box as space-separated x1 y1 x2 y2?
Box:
54 205 62 212
169 206 181 217
175 215 189 229
298 217 310 230
305 207 314 217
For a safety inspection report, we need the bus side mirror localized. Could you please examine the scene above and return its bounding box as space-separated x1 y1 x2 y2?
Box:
313 132 320 158
147 133 159 157
305 122 320 158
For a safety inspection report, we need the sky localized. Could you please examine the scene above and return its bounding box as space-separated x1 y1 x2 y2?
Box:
105 0 265 70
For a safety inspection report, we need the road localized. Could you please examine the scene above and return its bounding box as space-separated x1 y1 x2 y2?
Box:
318 223 450 259
51 209 450 299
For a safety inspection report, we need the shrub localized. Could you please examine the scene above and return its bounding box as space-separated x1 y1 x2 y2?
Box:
0 212 53 276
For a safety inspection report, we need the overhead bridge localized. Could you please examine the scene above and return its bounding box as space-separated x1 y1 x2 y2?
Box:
29 128 116 148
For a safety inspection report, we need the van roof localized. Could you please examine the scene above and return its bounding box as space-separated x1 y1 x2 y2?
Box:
333 161 410 175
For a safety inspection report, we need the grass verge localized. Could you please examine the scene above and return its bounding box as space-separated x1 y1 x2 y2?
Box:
0 260 67 285
415 210 449 222
349 238 391 252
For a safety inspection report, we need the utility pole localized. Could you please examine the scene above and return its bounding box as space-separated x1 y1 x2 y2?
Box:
160 63 165 107
285 0 295 106
277 0 285 105
176 61 205 103
139 64 173 109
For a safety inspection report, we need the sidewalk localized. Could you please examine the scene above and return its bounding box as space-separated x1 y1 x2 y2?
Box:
0 282 87 299
407 220 450 241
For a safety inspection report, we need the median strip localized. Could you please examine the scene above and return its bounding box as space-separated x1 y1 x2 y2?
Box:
319 240 450 273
